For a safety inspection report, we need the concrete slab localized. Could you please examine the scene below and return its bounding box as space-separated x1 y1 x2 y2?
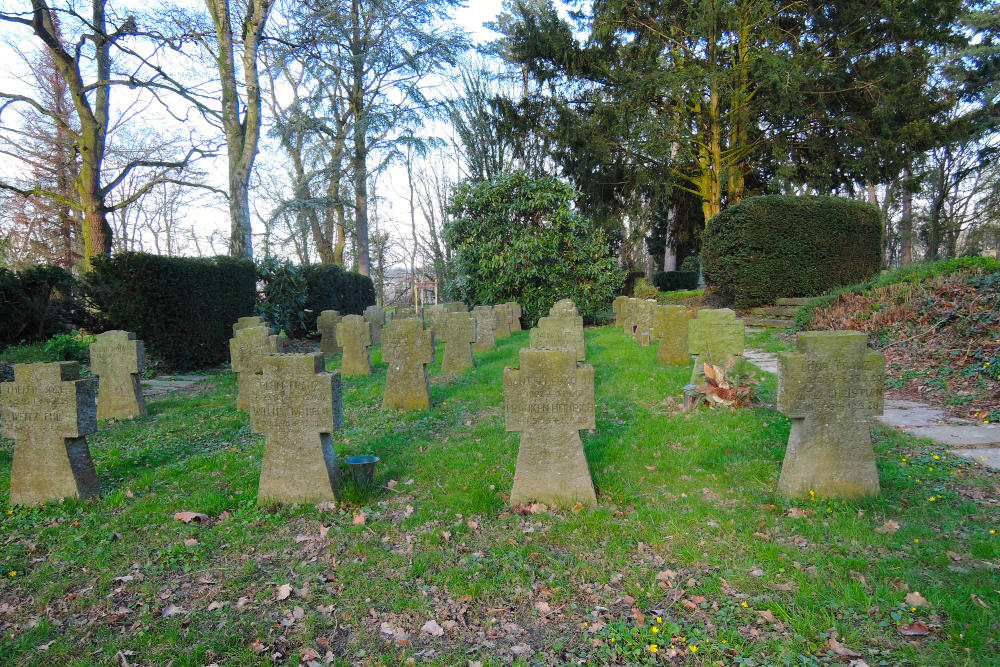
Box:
744 349 778 374
903 425 1000 447
141 375 207 399
878 399 969 428
951 448 1000 470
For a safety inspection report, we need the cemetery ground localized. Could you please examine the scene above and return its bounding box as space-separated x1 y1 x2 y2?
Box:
1 328 998 666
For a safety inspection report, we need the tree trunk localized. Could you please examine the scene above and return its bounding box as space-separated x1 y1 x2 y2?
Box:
350 0 371 276
900 164 913 265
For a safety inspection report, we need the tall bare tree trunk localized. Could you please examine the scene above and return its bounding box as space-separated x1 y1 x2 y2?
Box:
350 0 371 276
900 164 913 265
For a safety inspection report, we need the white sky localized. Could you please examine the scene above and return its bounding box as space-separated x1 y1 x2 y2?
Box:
0 0 514 266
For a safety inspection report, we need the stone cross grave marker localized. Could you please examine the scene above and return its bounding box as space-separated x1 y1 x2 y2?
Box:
423 304 447 334
613 296 629 329
472 305 497 351
233 315 268 335
246 352 342 504
317 310 342 357
652 305 690 365
394 306 420 320
230 326 282 411
382 319 435 410
549 299 579 317
89 330 146 420
504 348 597 507
507 302 522 331
364 305 386 345
439 312 476 374
687 308 745 384
632 299 657 342
1 362 98 505
529 312 586 362
338 314 372 376
777 331 884 499
444 301 468 313
493 304 512 338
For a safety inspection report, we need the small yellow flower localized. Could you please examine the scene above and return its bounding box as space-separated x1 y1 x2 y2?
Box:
932 455 939 460
7 571 15 577
651 627 659 634
929 467 934 472
690 645 699 653
583 622 588 627
610 637 615 643
914 538 920 543
656 617 662 623
741 601 748 608
990 529 996 535
928 497 936 502
6 509 12 515
911 606 916 612
649 644 658 653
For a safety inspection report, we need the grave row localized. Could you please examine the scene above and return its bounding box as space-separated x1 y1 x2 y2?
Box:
2 297 883 509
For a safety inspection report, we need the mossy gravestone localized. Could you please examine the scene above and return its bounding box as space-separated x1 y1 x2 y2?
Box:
504 348 597 507
472 306 497 351
653 305 691 365
233 315 268 335
494 304 512 338
508 302 523 331
395 306 420 320
777 331 884 499
530 312 586 362
230 326 282 411
549 299 579 317
622 298 639 334
90 330 146 420
246 353 342 504
424 304 447 334
613 296 629 329
440 312 476 374
338 314 372 376
687 308 744 384
383 319 434 410
364 305 386 345
632 299 657 342
317 310 342 357
2 362 98 505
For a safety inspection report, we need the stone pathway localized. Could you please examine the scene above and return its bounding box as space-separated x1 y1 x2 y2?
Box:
744 348 1000 469
141 374 208 399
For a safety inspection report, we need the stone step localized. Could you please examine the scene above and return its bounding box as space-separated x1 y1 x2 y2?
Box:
750 306 799 318
775 297 809 306
743 317 795 329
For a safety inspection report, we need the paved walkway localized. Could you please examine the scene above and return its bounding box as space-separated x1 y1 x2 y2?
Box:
141 374 208 399
744 348 1000 469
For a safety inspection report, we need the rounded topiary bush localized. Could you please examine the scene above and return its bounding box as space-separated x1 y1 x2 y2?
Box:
700 195 881 307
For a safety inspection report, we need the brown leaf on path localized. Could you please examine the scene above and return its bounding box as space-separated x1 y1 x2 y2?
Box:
217 510 231 521
207 601 226 611
404 505 414 517
645 465 656 471
760 504 779 512
897 620 930 636
656 569 677 582
824 637 861 657
946 550 962 561
387 479 398 489
300 648 321 660
875 520 900 534
631 606 645 627
749 568 764 577
183 538 198 546
421 619 444 636
757 609 779 625
680 599 696 611
352 512 366 525
276 583 293 601
172 511 209 523
319 525 331 538
161 604 185 618
235 596 251 609
785 507 811 519
905 591 930 608
571 502 584 514
534 601 552 616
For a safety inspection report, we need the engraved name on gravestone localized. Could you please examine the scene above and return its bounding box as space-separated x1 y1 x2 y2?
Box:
508 302 522 331
504 348 597 507
440 312 476 374
338 314 372 376
472 305 497 351
613 296 629 329
493 304 512 338
652 305 691 365
90 330 146 420
382 319 435 410
687 308 745 384
230 326 282 411
777 331 885 499
2 362 99 505
246 353 342 504
364 305 386 345
530 311 586 362
317 310 343 357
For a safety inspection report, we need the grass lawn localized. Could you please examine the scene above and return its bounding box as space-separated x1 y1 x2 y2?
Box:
1 326 998 665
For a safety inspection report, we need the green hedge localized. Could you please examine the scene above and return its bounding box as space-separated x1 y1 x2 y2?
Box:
83 252 256 368
299 264 376 333
652 271 699 292
701 195 882 307
0 264 80 348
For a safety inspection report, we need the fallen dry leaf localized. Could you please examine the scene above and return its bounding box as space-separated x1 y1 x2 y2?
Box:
421 619 444 636
785 507 812 519
631 606 645 627
534 601 552 616
897 620 930 636
970 593 990 609
758 609 779 625
946 550 962 561
352 512 366 525
824 637 861 657
387 479 399 489
875 520 900 534
172 511 208 523
207 601 226 611
161 604 185 618
571 502 584 514
749 568 764 577
656 569 677 582
276 583 293 601
183 538 198 547
905 591 930 608
404 505 414 517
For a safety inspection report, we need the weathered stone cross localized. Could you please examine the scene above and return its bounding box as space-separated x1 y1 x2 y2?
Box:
90 330 146 420
652 305 690 365
2 362 99 505
382 319 435 410
686 308 745 384
777 331 884 499
317 310 342 357
471 306 497 351
504 348 597 507
246 352 342 504
338 314 372 376
529 311 586 362
230 325 282 411
439 312 476 373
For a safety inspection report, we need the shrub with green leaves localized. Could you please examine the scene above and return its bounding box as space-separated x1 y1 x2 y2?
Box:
298 263 376 333
257 257 309 338
701 195 881 307
83 252 256 368
0 264 81 348
445 172 625 327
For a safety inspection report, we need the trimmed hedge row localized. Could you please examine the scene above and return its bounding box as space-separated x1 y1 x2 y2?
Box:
299 264 375 332
84 252 256 368
0 264 81 348
701 195 881 307
652 271 699 292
